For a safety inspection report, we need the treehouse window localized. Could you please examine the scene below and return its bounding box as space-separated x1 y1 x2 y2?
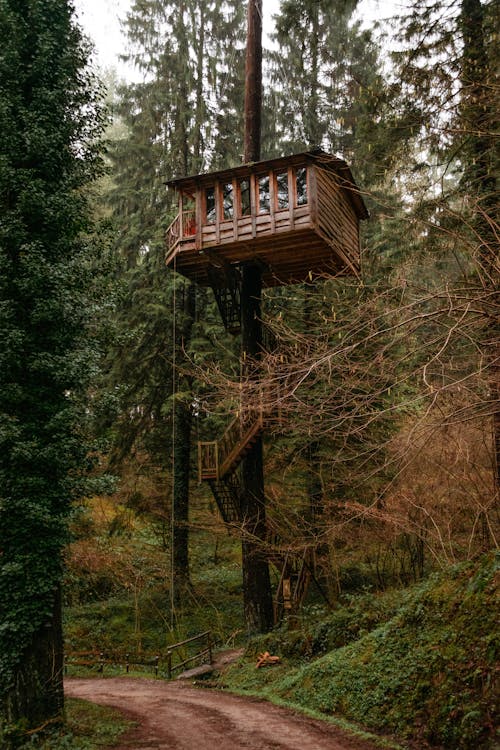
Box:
295 167 308 206
205 186 216 223
276 171 289 210
258 174 270 213
240 179 251 216
222 182 234 219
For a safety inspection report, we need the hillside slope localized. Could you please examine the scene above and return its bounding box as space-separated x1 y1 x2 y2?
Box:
221 553 499 749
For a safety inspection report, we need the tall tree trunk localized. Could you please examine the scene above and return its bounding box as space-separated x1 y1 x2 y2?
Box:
461 0 499 503
2 586 64 733
240 265 274 633
172 283 196 603
239 0 274 634
172 399 192 600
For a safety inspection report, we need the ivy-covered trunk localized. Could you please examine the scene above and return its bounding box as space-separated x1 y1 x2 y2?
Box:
2 587 64 729
0 0 103 734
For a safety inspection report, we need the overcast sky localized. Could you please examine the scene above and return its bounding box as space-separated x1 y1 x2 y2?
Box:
73 0 401 81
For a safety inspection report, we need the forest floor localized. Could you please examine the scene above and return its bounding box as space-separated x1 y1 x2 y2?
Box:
64 676 389 750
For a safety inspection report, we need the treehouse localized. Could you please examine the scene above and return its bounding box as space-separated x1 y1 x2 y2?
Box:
166 149 368 574
165 149 368 288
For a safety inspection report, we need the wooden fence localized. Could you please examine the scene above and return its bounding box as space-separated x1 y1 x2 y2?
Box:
65 631 212 680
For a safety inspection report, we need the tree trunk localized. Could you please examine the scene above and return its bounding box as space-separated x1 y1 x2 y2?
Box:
171 283 196 604
239 0 273 634
461 0 499 503
172 399 192 601
2 586 64 735
240 264 274 633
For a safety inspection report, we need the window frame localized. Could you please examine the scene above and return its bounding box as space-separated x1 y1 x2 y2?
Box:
204 184 217 225
257 172 271 214
294 166 309 207
274 169 290 212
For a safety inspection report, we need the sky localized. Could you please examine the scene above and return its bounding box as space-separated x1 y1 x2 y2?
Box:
73 0 401 82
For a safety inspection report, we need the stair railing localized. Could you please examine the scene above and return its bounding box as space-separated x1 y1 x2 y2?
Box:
198 397 264 482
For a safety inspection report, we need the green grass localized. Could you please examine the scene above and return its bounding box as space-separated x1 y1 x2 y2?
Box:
2 698 133 750
219 553 499 750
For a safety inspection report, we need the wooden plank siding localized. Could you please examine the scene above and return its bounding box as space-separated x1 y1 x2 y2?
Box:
165 151 367 286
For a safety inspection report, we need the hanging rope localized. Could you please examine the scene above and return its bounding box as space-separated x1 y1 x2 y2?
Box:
170 254 177 631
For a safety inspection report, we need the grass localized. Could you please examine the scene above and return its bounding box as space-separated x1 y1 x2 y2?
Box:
2 698 133 750
219 553 499 750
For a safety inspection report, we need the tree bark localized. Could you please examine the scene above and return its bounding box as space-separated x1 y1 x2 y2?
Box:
2 586 64 733
244 0 262 164
461 0 499 502
239 0 273 634
240 265 274 633
172 283 196 603
172 398 192 601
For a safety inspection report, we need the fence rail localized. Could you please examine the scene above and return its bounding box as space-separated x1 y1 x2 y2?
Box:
166 630 212 679
198 405 263 481
65 630 212 680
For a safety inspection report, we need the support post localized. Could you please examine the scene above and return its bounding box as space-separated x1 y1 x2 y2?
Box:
239 0 273 634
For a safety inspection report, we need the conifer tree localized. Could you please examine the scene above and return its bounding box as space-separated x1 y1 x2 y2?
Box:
105 0 245 601
0 0 103 733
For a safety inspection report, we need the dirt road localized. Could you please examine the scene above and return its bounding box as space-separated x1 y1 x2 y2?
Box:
65 677 389 750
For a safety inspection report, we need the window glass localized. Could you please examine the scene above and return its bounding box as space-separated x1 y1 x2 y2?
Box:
205 186 216 223
240 179 251 216
295 167 308 206
258 174 270 213
276 171 289 209
222 182 234 219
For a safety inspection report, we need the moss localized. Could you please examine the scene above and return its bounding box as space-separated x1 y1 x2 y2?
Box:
220 553 499 750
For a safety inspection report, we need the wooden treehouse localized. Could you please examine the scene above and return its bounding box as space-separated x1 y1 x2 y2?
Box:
166 148 367 617
166 148 368 290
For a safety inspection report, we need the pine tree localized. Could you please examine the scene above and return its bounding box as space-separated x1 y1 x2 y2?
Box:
104 0 246 602
0 0 104 733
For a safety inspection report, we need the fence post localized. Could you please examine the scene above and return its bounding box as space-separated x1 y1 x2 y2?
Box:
167 650 172 680
208 632 212 665
154 655 159 677
125 653 130 674
99 652 104 676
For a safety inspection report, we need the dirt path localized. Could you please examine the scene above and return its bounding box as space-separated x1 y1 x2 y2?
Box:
65 677 389 750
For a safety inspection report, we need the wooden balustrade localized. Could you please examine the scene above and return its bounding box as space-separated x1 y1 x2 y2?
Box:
166 209 196 257
64 630 212 680
166 631 212 679
198 403 263 482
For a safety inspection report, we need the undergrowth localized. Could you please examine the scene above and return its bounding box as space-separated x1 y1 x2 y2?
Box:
220 553 499 750
0 698 132 750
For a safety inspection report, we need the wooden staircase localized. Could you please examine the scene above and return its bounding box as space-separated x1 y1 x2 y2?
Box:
198 406 264 522
207 474 241 524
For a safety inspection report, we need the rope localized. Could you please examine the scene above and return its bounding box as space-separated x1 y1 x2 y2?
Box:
170 254 177 631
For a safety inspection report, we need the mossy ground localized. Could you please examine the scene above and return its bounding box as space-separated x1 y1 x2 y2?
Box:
1 698 132 750
219 553 499 750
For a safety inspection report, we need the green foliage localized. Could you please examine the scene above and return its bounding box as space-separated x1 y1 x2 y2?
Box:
0 698 132 750
0 0 105 722
63 493 245 655
221 554 499 749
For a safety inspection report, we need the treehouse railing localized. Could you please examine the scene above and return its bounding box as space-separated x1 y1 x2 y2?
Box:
198 403 263 482
166 209 196 256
